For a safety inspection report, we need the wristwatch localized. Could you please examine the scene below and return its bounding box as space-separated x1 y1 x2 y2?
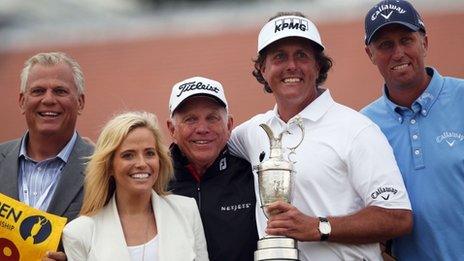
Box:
318 217 331 241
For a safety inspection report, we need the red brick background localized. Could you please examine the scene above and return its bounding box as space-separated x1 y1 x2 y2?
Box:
1 10 463 143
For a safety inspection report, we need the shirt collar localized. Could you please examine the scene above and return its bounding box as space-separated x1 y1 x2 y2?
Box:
382 67 443 120
19 131 78 163
170 143 229 180
272 89 334 123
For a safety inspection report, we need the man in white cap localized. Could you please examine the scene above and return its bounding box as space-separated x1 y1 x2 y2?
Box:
167 76 258 261
362 0 464 260
229 12 412 260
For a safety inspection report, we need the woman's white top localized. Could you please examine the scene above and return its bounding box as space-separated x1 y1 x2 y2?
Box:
128 236 159 261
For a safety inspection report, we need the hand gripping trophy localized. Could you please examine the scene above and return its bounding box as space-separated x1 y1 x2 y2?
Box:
254 117 304 261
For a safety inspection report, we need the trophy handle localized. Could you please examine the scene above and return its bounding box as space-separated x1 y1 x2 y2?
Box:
287 120 305 151
287 117 305 164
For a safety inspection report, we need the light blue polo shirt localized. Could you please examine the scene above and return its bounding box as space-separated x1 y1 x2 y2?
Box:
361 68 464 261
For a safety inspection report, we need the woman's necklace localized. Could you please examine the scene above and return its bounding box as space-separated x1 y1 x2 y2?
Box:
142 205 153 261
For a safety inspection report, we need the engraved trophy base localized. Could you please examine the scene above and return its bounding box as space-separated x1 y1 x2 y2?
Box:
254 235 299 261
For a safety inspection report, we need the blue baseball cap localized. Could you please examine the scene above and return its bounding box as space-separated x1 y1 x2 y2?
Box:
364 0 426 45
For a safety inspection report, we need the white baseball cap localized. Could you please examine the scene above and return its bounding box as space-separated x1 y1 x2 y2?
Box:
169 76 228 117
257 15 325 53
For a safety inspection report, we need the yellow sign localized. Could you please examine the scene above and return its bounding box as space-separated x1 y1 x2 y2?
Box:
0 193 67 261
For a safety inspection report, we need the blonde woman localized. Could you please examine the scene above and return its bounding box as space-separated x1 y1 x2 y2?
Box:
62 111 208 261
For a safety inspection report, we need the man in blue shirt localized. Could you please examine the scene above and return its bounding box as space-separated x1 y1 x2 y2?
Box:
0 52 94 261
362 1 464 260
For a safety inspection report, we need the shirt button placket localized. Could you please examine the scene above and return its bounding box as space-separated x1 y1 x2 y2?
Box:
408 116 425 169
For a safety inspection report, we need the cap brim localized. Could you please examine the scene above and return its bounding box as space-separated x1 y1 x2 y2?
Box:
259 36 324 54
366 21 420 45
171 93 227 116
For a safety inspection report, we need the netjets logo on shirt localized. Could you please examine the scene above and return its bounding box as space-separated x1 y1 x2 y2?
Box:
220 203 252 212
436 131 464 147
371 4 406 21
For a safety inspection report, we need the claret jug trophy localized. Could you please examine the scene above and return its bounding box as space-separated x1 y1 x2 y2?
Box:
254 118 304 261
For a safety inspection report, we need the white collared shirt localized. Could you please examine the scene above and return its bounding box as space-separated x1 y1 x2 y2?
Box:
229 90 411 261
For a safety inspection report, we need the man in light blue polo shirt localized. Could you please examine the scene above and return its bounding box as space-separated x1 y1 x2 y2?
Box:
361 0 464 260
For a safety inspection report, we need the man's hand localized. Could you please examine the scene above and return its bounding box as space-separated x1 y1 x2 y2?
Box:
265 201 319 242
42 251 67 261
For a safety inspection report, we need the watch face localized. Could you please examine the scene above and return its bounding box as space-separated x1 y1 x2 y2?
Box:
319 221 331 234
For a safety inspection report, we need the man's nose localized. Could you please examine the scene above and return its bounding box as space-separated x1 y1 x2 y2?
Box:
195 120 210 133
392 44 406 60
286 57 297 71
41 89 57 104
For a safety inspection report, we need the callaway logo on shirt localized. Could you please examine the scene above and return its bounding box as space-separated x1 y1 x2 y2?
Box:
371 186 398 200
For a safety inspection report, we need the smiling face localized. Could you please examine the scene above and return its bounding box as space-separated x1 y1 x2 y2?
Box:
168 96 232 174
366 24 429 92
19 62 84 140
111 127 160 197
260 37 320 113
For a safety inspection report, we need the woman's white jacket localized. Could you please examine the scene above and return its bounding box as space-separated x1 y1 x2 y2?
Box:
62 191 209 261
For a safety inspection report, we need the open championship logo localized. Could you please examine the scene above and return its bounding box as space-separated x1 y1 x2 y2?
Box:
19 215 52 245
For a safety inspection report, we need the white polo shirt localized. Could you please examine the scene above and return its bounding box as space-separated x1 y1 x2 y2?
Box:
229 90 411 261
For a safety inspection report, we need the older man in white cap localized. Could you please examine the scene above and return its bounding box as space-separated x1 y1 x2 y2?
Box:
229 12 413 260
167 76 258 261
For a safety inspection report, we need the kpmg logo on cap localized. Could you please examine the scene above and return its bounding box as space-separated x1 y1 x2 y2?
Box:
176 81 220 97
371 4 406 21
274 17 308 33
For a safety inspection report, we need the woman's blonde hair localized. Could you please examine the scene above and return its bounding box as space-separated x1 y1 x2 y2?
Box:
80 111 173 216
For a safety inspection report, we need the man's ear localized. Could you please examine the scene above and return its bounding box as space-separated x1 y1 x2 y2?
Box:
227 114 234 133
77 94 85 115
166 119 176 140
19 93 26 114
422 34 428 57
365 45 376 65
260 63 266 75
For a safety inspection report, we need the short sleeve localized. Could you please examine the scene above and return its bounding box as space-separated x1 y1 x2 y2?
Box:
347 124 411 210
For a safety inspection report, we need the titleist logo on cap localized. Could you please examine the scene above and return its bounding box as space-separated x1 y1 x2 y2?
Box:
176 81 220 97
274 17 308 33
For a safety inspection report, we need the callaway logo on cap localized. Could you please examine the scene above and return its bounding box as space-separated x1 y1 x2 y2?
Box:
257 15 325 53
364 0 426 44
169 76 228 117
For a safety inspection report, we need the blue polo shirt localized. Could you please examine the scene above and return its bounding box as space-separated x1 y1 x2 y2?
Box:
361 68 464 261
